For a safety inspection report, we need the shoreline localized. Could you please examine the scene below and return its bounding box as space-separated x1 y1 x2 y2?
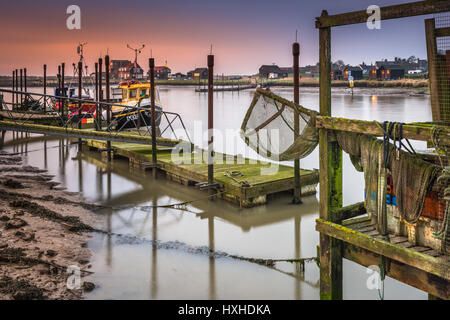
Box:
0 151 100 300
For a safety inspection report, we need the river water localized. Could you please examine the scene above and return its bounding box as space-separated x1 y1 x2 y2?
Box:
0 86 432 299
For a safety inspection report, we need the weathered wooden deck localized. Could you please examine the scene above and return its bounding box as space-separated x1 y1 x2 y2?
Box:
85 139 319 208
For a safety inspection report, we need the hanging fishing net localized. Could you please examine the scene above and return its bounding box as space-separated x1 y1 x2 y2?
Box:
240 88 318 161
336 131 443 225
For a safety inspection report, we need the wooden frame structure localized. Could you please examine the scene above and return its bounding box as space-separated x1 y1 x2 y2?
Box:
316 1 450 300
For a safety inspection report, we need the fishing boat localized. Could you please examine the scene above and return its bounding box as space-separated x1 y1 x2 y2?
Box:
107 80 162 131
54 87 97 123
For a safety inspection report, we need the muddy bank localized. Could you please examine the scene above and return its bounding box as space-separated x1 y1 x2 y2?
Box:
0 151 100 300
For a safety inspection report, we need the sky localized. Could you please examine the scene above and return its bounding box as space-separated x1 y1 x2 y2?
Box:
0 0 434 75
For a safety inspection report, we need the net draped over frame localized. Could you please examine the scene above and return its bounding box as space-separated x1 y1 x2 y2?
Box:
240 89 318 161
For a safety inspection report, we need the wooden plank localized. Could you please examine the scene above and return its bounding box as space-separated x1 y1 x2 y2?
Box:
342 243 449 300
318 26 343 300
316 219 450 280
315 116 450 144
331 201 366 223
426 18 443 123
315 0 450 28
435 27 450 38
0 120 181 146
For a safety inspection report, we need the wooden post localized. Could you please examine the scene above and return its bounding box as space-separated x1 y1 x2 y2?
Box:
150 58 157 178
293 42 302 204
12 70 15 110
105 55 111 162
208 54 214 197
43 65 47 112
19 69 23 105
57 65 61 116
24 68 27 97
78 61 83 147
318 19 343 300
61 63 65 121
425 18 450 123
94 62 99 130
98 58 103 130
15 70 18 110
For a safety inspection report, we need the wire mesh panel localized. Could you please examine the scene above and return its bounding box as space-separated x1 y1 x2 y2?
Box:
240 88 318 161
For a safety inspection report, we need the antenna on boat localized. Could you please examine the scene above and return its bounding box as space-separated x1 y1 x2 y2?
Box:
127 44 145 79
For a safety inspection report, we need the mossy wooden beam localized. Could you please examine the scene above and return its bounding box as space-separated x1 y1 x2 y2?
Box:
315 116 450 145
315 0 450 28
343 243 449 300
331 201 366 223
0 120 181 146
319 25 343 300
316 219 450 281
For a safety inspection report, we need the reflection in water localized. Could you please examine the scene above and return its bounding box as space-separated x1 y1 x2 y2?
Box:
0 86 431 300
151 195 157 299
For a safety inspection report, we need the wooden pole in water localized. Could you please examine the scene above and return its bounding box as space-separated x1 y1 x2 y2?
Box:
208 54 214 196
43 64 47 112
98 58 103 130
57 65 61 116
105 55 111 162
318 17 343 300
61 63 65 121
24 68 27 98
150 57 157 178
15 70 18 110
19 69 23 105
94 62 99 130
78 61 83 147
293 41 302 204
12 70 15 110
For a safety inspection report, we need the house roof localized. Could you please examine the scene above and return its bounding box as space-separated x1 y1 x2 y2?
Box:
259 65 285 74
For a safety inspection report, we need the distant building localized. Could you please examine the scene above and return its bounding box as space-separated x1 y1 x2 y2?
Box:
343 66 363 80
375 60 405 80
148 66 171 80
258 65 288 79
171 72 187 79
187 68 208 80
110 60 132 79
331 68 343 80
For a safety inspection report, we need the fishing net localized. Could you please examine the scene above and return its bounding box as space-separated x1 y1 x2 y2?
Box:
240 89 318 161
335 131 442 225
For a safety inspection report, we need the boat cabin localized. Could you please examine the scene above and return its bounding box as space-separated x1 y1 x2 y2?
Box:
118 80 159 103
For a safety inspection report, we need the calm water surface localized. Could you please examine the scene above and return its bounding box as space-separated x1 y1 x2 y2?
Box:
0 86 431 299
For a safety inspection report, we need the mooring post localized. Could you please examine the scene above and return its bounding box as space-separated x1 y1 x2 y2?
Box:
94 62 99 130
12 70 15 110
19 69 23 105
150 58 157 178
105 55 111 162
61 63 65 121
98 58 103 131
318 20 343 300
78 61 83 148
293 41 302 204
14 70 18 110
43 64 47 113
208 54 214 198
57 65 61 116
24 68 27 98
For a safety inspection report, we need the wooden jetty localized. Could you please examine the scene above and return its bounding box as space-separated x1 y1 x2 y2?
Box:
195 84 256 92
84 139 319 208
316 0 450 300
